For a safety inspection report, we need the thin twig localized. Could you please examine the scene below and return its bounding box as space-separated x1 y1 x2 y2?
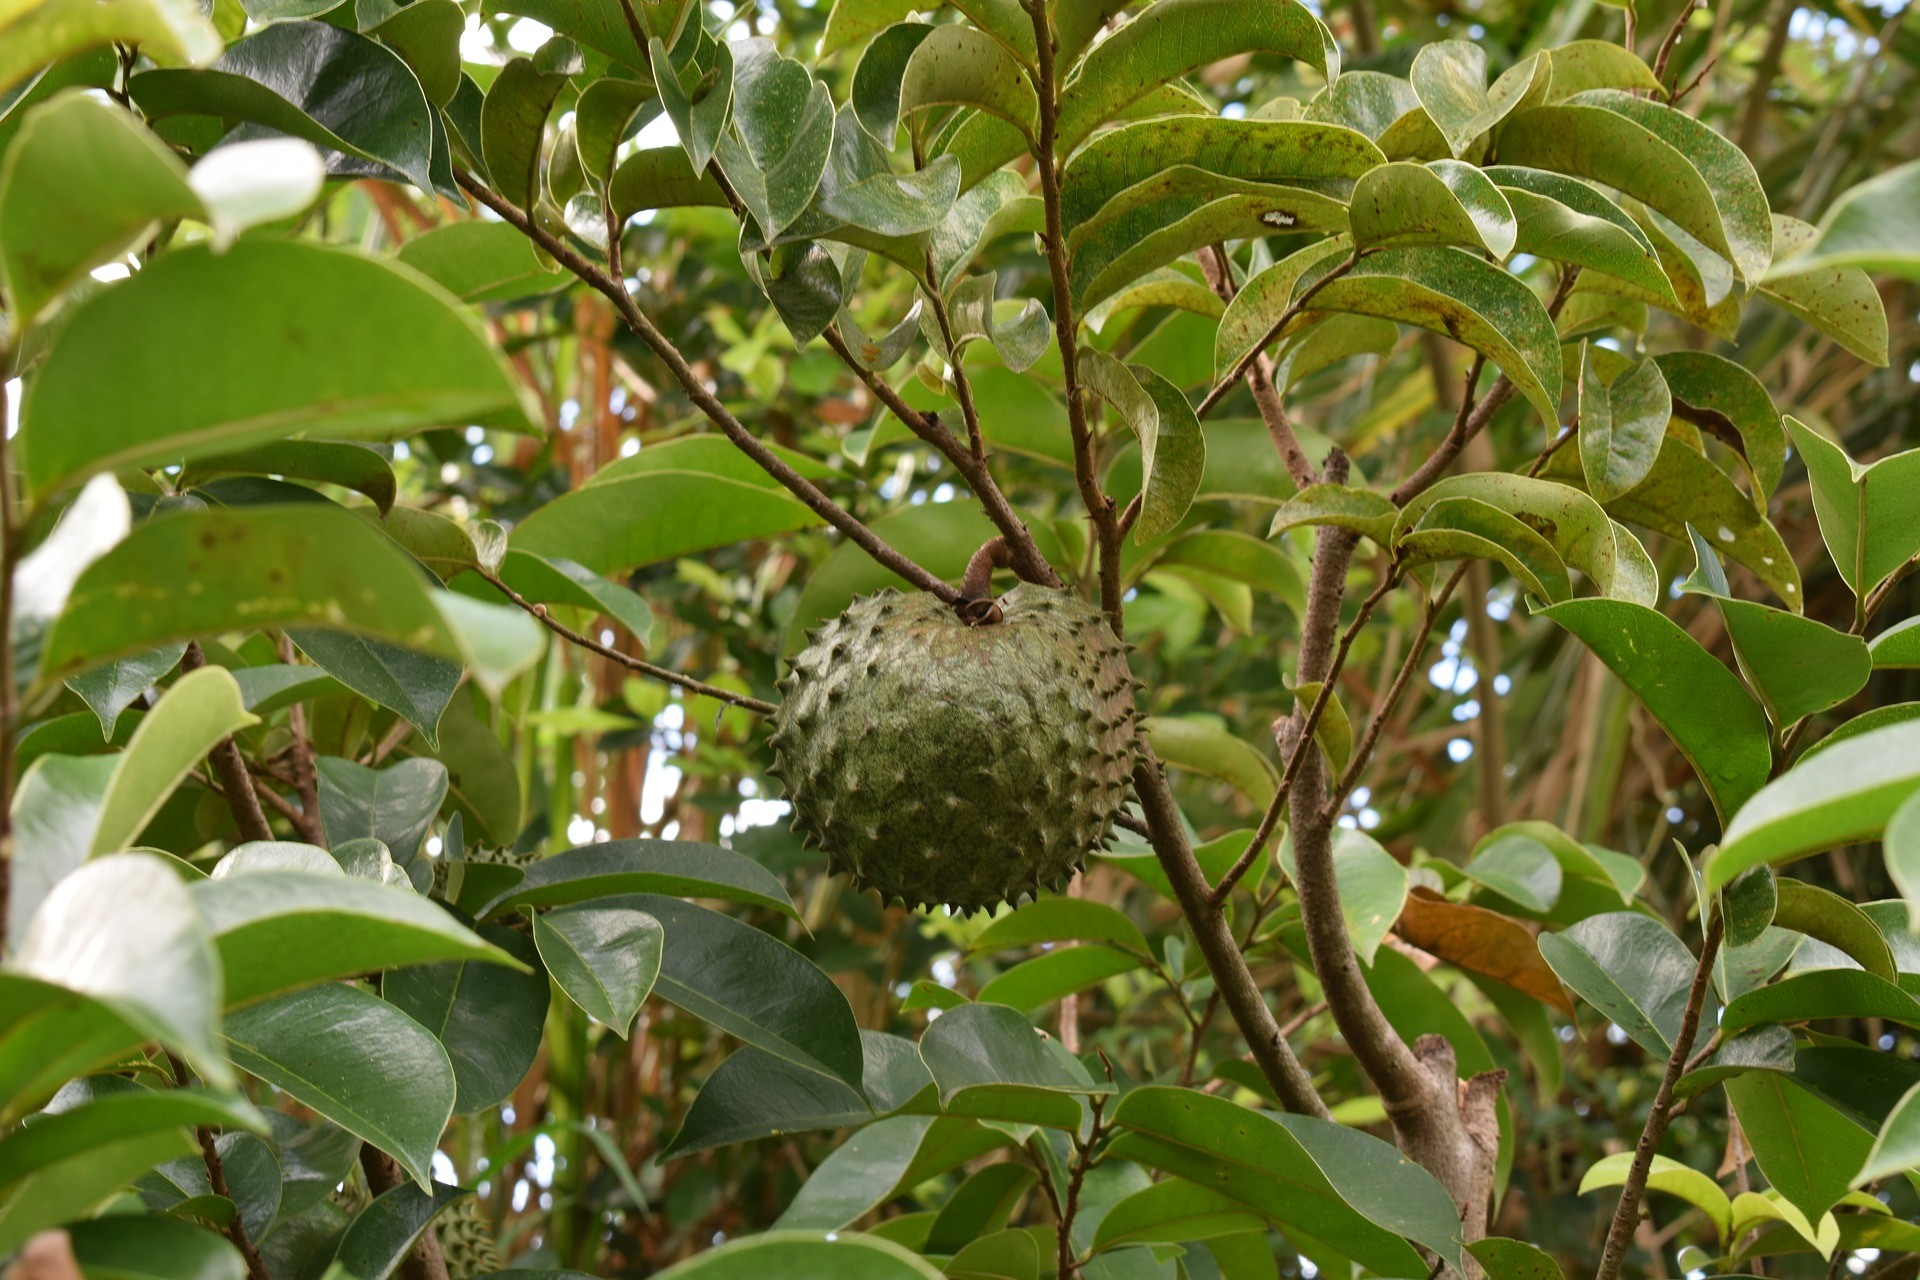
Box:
181 644 274 843
456 171 961 605
480 569 777 715
1651 0 1702 91
168 1054 271 1280
1196 253 1362 422
1594 914 1726 1280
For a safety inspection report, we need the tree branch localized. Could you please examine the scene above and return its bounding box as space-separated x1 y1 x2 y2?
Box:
180 644 274 843
359 1147 452 1280
1022 0 1123 628
479 569 777 715
456 170 961 605
1198 247 1318 489
1594 913 1726 1280
167 1054 271 1280
1195 253 1360 423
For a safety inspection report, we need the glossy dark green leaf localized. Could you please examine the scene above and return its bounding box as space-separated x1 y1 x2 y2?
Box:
132 22 434 190
975 946 1141 1013
1773 879 1897 983
631 894 864 1087
384 924 547 1113
192 869 518 1006
1538 911 1697 1055
65 643 187 739
489 839 798 919
533 903 662 1037
1106 1086 1461 1273
17 238 533 502
1091 1178 1265 1250
333 1179 467 1280
363 0 461 107
645 1230 945 1279
1539 599 1770 822
225 983 454 1188
1719 969 1920 1036
665 1047 873 1157
651 32 729 173
317 756 447 868
1278 826 1408 964
1707 720 1920 892
774 1116 937 1230
289 630 462 749
0 92 200 322
917 1002 1104 1131
1723 865 1779 949
970 899 1148 955
849 21 933 145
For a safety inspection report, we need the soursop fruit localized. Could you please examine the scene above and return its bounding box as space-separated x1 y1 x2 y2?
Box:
768 584 1137 912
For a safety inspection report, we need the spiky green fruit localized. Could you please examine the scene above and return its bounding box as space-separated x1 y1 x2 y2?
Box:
768 585 1137 914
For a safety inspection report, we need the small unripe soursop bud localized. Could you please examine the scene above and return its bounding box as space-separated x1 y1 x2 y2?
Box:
768 585 1137 913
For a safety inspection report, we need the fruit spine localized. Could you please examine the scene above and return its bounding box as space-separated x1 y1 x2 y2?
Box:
768 585 1137 913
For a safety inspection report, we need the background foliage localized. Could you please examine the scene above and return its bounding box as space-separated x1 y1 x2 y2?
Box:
2 0 1920 1276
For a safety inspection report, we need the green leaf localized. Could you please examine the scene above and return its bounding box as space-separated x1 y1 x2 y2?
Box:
917 1002 1104 1130
970 899 1148 955
1061 117 1384 232
1577 1153 1731 1242
385 924 548 1114
1350 159 1516 257
1538 911 1697 1056
333 1180 467 1280
1888 792 1920 935
1469 1238 1567 1280
10 853 230 1087
0 1127 200 1257
316 756 447 868
652 32 730 174
394 220 568 303
225 983 454 1188
17 238 533 501
1577 347 1669 503
1727 1072 1874 1224
1297 246 1562 422
1569 90 1771 284
1410 42 1546 158
631 894 864 1088
1545 41 1663 99
1723 865 1779 949
1076 352 1204 544
923 1163 1033 1254
489 839 799 920
193 869 520 1007
288 630 461 749
65 644 187 739
817 112 959 238
0 0 217 99
1787 417 1920 603
1683 529 1870 727
1872 617 1920 670
898 24 1035 141
0 92 200 322
533 903 663 1036
1708 720 1920 893
1538 599 1770 822
1765 157 1920 282
1056 0 1338 154
65 1215 247 1280
1399 496 1573 603
1461 832 1564 913
1761 214 1889 365
1496 101 1733 275
609 144 730 221
775 1116 938 1230
1773 878 1898 984
482 43 582 212
1091 1179 1266 1250
1398 473 1654 605
1105 1086 1462 1273
185 440 399 515
665 1046 875 1157
510 436 826 575
93 664 253 862
822 0 921 58
719 39 834 236
131 22 435 192
1858 1082 1920 1185
975 946 1142 1012
647 1231 945 1280
0 1085 258 1191
1653 350 1784 501
1488 166 1675 302
1142 716 1277 806
1266 483 1399 545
